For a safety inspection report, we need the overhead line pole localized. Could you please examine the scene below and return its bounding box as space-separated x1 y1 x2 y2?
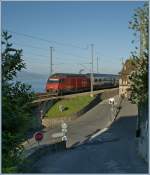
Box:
50 46 53 76
90 44 94 97
97 56 99 73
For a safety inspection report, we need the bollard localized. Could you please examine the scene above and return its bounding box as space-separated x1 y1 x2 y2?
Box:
61 121 68 142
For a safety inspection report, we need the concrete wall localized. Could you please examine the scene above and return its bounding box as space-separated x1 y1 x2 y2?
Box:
28 99 59 131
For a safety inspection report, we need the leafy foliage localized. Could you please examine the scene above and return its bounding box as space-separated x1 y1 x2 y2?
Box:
128 53 148 104
2 31 35 173
129 2 148 53
128 2 148 105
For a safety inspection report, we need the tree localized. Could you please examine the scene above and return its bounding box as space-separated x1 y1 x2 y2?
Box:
128 2 148 105
2 31 34 173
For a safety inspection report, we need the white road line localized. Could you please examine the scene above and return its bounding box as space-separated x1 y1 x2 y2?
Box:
90 127 108 140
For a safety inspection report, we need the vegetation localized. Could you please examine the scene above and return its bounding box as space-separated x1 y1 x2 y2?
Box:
46 95 93 118
128 2 148 105
2 31 34 173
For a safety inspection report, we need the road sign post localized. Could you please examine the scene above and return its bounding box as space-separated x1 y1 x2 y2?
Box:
34 132 44 146
61 122 68 141
51 122 68 142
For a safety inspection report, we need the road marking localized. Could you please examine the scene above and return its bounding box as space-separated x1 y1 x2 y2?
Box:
90 127 108 140
51 132 64 138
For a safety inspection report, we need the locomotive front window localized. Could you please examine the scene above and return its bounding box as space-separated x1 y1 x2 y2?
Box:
59 79 64 83
48 79 59 83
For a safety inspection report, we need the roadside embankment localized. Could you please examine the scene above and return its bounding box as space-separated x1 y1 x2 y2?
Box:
42 88 118 128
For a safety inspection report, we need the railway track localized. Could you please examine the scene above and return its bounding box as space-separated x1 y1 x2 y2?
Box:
35 92 58 99
32 87 118 104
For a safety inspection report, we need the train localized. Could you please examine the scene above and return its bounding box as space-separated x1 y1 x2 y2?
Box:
45 73 119 95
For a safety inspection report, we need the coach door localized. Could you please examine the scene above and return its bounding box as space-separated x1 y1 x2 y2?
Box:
82 79 87 88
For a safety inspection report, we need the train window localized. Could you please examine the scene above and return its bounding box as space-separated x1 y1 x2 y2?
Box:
47 79 59 83
59 79 64 83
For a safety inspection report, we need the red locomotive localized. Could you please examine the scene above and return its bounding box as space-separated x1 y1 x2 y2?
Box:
46 73 119 94
46 73 91 94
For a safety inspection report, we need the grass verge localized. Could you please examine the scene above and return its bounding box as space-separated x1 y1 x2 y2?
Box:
46 95 94 118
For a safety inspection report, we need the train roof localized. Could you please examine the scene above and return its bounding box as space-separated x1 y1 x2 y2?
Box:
49 73 119 79
86 73 119 78
50 73 88 78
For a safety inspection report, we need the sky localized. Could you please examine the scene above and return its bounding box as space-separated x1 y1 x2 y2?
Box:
2 1 145 76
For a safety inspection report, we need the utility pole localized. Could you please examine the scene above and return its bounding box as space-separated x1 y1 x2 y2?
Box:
90 44 94 97
97 56 99 73
50 46 53 76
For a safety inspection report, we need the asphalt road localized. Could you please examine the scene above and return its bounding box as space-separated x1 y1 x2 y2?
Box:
31 99 148 173
65 102 113 147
